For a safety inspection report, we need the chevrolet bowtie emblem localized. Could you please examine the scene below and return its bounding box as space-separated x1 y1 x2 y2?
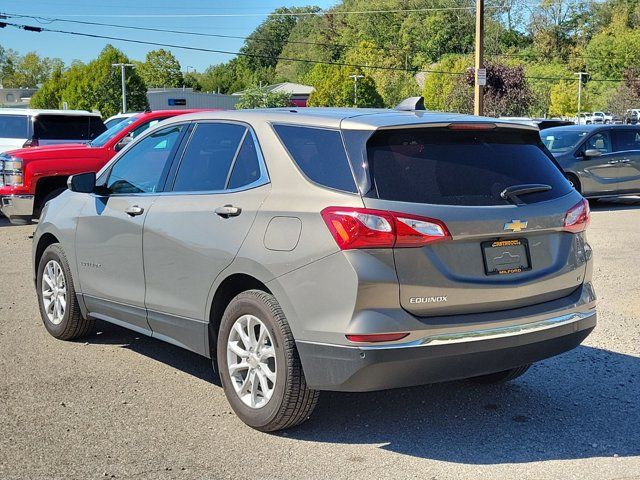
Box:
504 220 528 232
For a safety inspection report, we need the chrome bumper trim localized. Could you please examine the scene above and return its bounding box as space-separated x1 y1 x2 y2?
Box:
0 195 34 223
301 309 596 351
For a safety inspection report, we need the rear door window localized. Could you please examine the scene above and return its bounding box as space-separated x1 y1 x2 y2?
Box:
584 131 611 154
172 123 247 192
366 127 572 206
612 129 640 151
33 115 106 141
273 125 356 193
0 115 29 138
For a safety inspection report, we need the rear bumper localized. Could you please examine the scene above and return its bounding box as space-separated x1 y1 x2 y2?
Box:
297 309 596 391
0 195 34 224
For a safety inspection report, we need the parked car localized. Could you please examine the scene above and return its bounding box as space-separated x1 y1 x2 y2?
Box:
0 109 204 224
624 109 640 124
33 105 596 431
0 109 106 153
592 111 614 124
575 112 593 125
103 112 137 130
541 124 640 198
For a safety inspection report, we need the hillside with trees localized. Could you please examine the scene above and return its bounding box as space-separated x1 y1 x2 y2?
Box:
5 0 640 116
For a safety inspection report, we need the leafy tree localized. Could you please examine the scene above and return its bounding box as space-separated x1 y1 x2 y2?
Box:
585 27 640 78
137 49 183 88
422 55 472 111
1 51 64 88
548 80 591 116
235 87 292 109
306 65 383 107
30 66 64 108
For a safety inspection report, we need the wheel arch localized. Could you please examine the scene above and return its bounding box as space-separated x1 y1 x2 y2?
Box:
34 232 61 279
33 175 69 216
207 272 272 368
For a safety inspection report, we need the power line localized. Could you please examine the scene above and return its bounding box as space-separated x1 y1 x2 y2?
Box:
2 12 407 52
0 20 629 83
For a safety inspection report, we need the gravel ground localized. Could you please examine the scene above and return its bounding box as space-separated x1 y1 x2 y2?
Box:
0 198 639 480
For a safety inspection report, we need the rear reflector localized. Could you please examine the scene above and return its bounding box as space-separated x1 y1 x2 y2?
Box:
563 198 590 233
321 207 451 250
346 333 409 343
448 123 496 130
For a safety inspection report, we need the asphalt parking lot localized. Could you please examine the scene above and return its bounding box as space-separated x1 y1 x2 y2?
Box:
1 198 639 480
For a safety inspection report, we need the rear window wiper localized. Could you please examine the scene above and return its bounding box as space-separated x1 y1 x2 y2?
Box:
500 184 552 205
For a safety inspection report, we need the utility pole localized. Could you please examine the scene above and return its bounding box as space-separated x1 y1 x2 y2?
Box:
474 0 485 116
112 63 135 113
349 74 364 107
575 72 587 125
184 65 194 91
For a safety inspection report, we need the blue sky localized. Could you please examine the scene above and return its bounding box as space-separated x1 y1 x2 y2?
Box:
1 0 336 71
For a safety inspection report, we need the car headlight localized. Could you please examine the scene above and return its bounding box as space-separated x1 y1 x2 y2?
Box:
0 155 24 187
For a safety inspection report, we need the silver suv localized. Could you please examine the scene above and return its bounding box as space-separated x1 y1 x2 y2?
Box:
33 105 596 431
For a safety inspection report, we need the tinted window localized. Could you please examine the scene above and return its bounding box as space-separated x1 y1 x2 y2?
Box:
541 129 589 153
104 117 128 129
34 115 106 140
366 128 571 206
106 125 184 194
228 134 262 189
584 131 611 153
612 129 640 151
0 115 29 139
173 123 246 192
273 125 356 193
131 117 169 138
90 114 142 147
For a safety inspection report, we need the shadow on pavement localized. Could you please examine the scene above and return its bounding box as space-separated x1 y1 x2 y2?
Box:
590 196 640 211
86 320 638 464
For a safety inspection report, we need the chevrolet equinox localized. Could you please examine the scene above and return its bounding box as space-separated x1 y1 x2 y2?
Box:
33 103 596 431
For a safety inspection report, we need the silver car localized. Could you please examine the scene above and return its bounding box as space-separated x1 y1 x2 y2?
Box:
33 105 596 431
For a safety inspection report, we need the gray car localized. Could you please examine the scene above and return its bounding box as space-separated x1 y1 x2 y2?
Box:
33 105 596 431
541 124 640 198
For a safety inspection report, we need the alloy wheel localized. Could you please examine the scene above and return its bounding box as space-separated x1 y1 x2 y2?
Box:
42 260 67 325
226 314 277 409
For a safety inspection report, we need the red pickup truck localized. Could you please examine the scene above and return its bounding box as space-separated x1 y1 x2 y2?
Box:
0 109 203 224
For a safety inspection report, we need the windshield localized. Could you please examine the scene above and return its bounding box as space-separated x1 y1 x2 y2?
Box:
90 114 141 147
541 129 589 154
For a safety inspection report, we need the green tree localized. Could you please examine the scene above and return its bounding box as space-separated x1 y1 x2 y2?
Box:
585 27 640 78
235 87 292 109
30 66 65 108
306 65 383 107
137 49 183 88
548 80 590 116
422 55 472 111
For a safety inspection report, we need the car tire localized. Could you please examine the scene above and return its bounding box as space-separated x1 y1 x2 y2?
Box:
217 289 319 432
566 173 581 193
469 364 531 384
36 244 95 340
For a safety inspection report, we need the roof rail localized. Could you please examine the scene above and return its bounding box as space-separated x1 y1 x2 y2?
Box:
395 96 426 111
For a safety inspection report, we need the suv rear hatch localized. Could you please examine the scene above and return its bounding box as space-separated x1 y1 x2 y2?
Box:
32 114 106 145
356 123 589 317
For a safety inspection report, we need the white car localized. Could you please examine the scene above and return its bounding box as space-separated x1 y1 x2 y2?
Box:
103 112 137 130
0 109 106 153
591 111 613 124
575 113 593 125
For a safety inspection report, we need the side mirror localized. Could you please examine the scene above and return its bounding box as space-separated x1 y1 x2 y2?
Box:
584 149 602 158
115 134 133 152
67 172 96 193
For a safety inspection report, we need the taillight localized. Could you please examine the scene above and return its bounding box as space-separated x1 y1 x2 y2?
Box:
448 123 496 130
563 198 590 233
346 333 409 343
321 207 451 250
23 138 39 148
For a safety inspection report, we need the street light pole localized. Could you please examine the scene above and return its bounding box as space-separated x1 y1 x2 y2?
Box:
112 63 135 113
575 72 587 125
184 65 194 90
349 74 364 107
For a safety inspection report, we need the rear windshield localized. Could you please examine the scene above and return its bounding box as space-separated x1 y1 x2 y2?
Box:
541 128 589 154
33 115 106 141
0 115 29 139
366 127 571 206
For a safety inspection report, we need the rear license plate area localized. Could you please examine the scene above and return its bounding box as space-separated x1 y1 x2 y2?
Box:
481 238 531 276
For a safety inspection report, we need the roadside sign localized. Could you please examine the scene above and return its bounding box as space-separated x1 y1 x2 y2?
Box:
477 68 487 86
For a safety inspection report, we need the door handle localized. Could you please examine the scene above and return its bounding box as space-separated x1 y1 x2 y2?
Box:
620 158 631 163
124 205 145 217
607 160 620 164
215 205 242 218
